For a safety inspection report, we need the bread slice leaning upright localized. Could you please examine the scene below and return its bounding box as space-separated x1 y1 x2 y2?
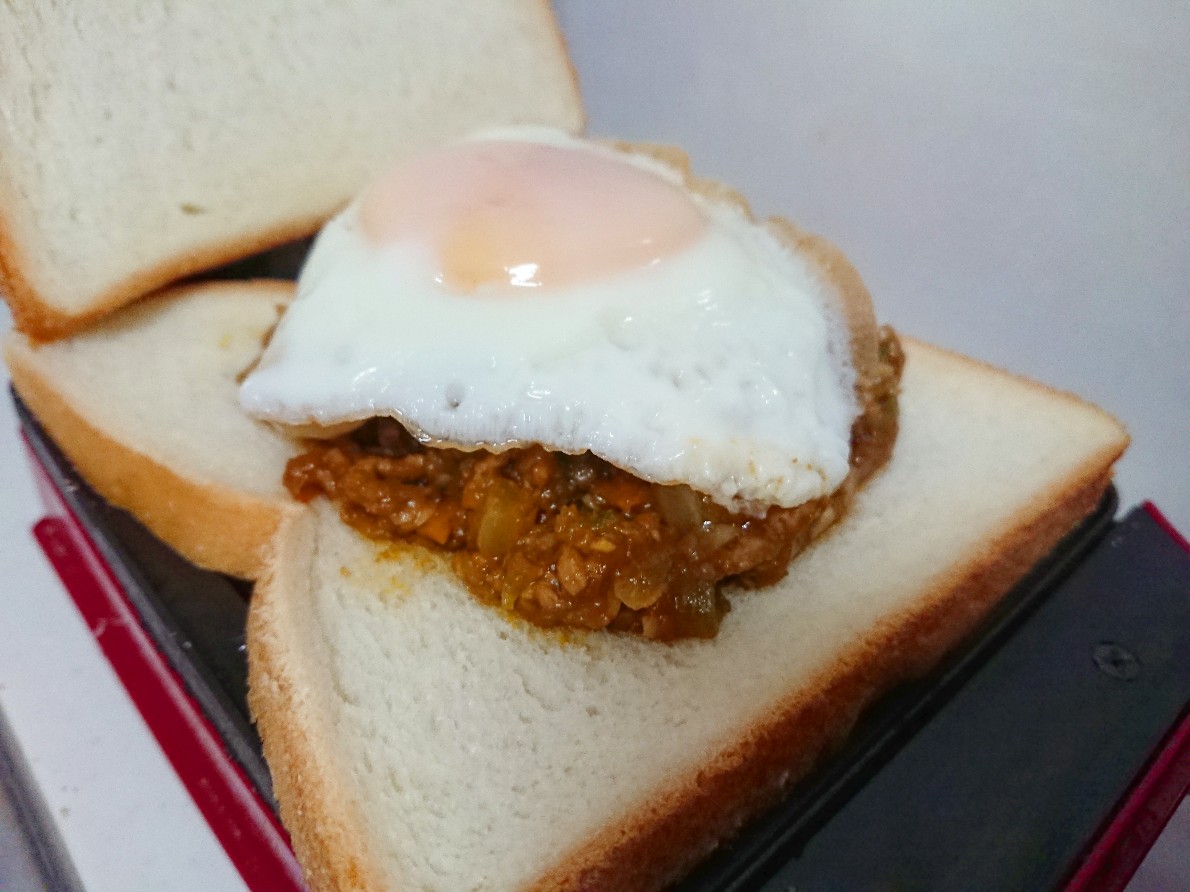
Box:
6 280 301 579
248 339 1128 891
0 0 583 339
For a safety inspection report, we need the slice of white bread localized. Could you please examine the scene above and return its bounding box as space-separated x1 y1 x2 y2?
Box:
247 339 1128 891
0 1 582 339
5 280 301 578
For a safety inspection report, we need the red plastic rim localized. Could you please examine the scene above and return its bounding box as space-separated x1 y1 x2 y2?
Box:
25 436 307 892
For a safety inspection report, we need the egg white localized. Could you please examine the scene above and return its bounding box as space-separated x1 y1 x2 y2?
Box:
239 130 857 511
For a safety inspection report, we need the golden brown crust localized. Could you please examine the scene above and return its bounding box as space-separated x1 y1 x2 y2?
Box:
2 209 331 342
5 283 300 578
532 346 1128 891
247 512 386 892
0 201 44 334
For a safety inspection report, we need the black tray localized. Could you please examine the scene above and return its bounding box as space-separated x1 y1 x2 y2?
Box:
15 393 1190 891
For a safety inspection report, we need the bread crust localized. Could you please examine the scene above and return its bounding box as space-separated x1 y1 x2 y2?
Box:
0 203 40 334
2 210 330 342
248 512 386 892
6 280 301 578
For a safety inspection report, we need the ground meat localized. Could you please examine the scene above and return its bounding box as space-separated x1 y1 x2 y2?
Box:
284 327 905 641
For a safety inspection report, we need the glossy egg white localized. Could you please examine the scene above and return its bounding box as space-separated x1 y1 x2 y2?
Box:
239 129 857 511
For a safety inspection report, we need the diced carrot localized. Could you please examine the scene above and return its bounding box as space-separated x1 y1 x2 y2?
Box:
417 508 454 546
595 476 651 513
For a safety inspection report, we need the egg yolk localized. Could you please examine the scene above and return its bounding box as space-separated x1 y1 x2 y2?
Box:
358 140 708 293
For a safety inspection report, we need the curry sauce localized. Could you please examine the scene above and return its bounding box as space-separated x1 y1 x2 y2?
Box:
284 327 904 640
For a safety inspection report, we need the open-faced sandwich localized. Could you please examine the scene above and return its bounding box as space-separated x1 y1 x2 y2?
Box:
0 4 1129 891
240 128 904 641
238 130 1127 890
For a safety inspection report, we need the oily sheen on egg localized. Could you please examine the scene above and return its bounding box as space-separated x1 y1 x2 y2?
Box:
239 129 858 511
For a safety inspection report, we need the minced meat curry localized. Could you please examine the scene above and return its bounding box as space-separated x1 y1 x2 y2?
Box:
284 327 904 641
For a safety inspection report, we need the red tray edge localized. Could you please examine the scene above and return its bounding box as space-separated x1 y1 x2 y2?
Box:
23 427 1190 892
1063 501 1190 892
24 434 307 892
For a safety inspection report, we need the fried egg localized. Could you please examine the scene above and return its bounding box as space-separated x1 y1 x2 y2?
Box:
239 128 858 511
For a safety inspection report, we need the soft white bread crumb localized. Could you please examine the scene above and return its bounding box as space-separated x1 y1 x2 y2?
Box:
5 280 301 578
248 339 1128 891
0 1 583 338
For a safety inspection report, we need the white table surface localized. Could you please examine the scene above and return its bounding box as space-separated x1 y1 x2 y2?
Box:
1 3 1187 889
